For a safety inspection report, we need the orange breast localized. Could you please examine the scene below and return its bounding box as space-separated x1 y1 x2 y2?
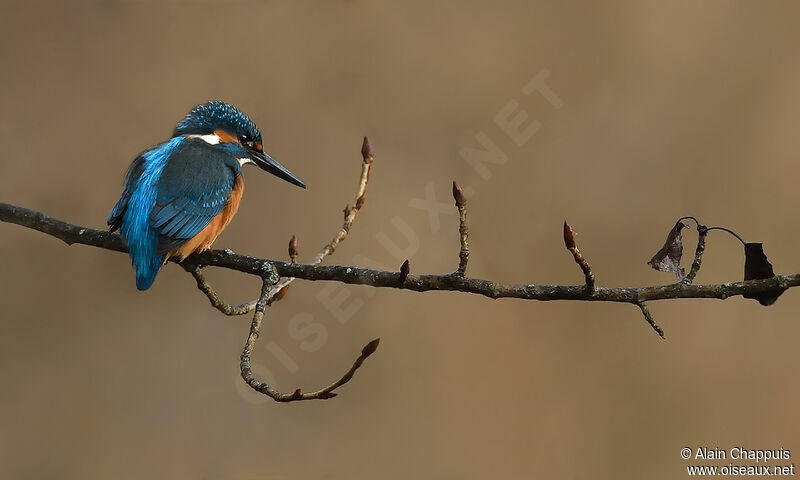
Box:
170 175 244 260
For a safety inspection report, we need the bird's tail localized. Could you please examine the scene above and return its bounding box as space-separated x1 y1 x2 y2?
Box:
122 221 165 291
135 253 164 290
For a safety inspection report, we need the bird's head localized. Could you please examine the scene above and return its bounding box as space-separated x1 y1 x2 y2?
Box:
173 101 306 188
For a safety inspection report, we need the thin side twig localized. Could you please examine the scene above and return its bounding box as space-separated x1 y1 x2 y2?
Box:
189 267 253 315
264 135 374 301
563 221 595 292
452 181 469 276
637 302 665 339
240 276 380 402
683 225 708 285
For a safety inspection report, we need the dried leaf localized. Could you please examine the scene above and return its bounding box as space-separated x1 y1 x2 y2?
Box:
743 242 782 306
648 221 688 280
274 285 290 301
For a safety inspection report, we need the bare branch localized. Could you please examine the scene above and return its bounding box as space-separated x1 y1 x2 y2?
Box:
2 201 797 306
0 202 126 252
240 276 380 402
4 135 796 402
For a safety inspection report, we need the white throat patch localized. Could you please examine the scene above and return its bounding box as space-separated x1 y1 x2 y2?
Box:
238 157 254 167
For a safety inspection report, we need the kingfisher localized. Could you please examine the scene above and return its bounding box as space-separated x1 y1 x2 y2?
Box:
108 101 306 290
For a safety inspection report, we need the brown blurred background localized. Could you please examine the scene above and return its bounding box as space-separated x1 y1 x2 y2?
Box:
2 1 800 478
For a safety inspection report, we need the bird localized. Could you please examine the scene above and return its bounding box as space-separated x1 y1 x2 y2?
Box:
108 101 306 290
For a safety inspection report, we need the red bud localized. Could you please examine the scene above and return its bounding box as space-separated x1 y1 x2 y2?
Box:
361 136 372 161
563 221 576 250
452 181 466 207
289 235 298 262
361 338 380 358
399 259 410 284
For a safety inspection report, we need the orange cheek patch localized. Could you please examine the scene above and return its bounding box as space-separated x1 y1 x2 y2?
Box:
214 129 239 144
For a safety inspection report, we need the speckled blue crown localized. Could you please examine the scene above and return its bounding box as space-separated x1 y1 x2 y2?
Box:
172 101 261 141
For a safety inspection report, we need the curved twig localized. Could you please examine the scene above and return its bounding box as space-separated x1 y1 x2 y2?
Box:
240 275 380 402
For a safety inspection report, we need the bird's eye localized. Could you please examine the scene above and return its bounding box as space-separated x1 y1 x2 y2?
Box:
238 135 257 150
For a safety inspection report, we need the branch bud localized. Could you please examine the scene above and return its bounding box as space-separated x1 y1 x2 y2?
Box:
563 221 576 250
361 136 373 162
399 259 410 284
289 235 298 263
361 338 380 358
452 181 466 207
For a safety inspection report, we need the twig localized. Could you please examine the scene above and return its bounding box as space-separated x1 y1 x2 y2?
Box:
188 267 253 315
683 224 708 285
563 221 595 292
452 181 469 276
240 276 380 402
264 135 374 300
637 302 664 339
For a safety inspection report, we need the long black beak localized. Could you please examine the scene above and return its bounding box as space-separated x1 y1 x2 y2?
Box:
250 150 306 189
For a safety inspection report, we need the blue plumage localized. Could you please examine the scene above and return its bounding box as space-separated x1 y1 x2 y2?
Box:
112 136 186 290
151 139 241 255
109 101 306 291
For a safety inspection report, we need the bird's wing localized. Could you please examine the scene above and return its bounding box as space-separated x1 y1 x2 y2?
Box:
150 139 240 255
107 154 146 232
